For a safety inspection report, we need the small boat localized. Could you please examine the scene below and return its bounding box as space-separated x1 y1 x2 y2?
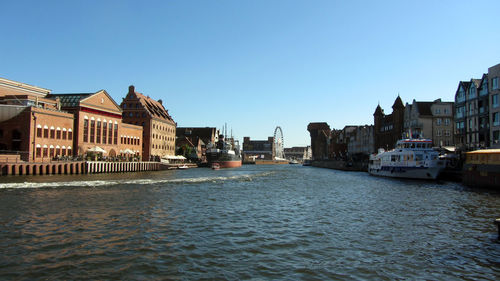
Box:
368 138 446 180
211 163 220 170
289 159 299 164
178 165 189 170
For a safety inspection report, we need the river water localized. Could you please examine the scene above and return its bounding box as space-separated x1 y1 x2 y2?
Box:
0 165 499 280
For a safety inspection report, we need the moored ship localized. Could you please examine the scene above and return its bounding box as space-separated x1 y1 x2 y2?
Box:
368 138 446 180
206 134 242 169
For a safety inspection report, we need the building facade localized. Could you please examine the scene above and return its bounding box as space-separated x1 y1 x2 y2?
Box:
121 86 176 161
176 127 219 162
307 122 330 160
242 136 274 161
373 96 405 150
284 146 311 161
0 78 74 162
346 125 374 155
404 99 454 147
49 90 143 159
489 63 500 148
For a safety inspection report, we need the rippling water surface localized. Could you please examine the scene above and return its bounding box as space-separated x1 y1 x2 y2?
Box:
1 165 499 280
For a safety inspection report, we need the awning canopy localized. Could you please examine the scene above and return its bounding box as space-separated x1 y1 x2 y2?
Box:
162 155 186 160
87 146 106 153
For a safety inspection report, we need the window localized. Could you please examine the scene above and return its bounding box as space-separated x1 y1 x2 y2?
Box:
90 120 95 143
68 147 72 156
469 85 476 98
436 118 442 125
68 130 72 140
493 94 499 108
494 112 500 126
50 127 55 139
437 130 442 136
103 122 107 144
114 124 118 144
62 129 67 140
444 118 450 126
43 147 48 157
37 127 42 138
493 77 499 90
44 126 49 138
83 120 89 142
444 108 449 115
36 147 41 157
108 122 113 144
435 108 441 115
96 121 101 143
469 119 473 130
56 128 61 139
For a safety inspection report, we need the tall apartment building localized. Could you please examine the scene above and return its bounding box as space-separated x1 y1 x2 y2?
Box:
121 86 176 161
454 81 469 147
404 99 454 147
489 63 500 147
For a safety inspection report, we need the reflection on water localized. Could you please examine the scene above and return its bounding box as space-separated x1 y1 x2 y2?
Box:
0 166 499 280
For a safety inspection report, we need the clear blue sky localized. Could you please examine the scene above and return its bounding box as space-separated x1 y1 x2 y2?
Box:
1 0 499 147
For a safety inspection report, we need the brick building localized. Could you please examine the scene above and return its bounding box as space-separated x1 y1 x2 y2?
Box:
176 127 219 162
49 90 143 159
373 96 405 150
242 136 274 161
121 86 176 161
0 78 74 162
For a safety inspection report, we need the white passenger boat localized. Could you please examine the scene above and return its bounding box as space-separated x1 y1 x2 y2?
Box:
368 138 446 180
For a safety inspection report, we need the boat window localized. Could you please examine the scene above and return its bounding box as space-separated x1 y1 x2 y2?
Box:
415 154 423 161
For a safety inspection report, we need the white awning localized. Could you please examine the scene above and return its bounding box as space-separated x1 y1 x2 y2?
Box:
162 155 186 160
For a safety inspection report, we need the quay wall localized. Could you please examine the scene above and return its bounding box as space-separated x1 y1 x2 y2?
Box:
0 161 162 176
312 160 367 172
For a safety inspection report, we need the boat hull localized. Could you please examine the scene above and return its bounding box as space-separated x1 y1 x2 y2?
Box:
368 166 444 180
212 160 242 169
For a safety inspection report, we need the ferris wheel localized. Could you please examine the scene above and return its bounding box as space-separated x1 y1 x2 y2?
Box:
273 126 284 159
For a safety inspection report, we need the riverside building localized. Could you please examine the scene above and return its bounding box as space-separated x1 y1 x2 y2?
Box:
120 86 176 161
48 90 143 159
0 77 74 162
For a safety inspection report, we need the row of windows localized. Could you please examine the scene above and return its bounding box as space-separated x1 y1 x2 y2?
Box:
83 120 118 145
436 130 451 137
152 144 174 150
36 126 73 140
120 136 140 146
152 123 175 133
153 133 174 142
35 146 72 158
435 118 451 126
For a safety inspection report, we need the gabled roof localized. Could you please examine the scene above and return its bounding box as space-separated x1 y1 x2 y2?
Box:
479 73 488 89
126 86 174 122
470 79 481 88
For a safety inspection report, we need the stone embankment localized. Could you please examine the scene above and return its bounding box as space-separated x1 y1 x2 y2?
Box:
312 160 367 172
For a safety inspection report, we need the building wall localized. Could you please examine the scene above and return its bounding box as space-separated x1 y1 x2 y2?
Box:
307 122 330 160
489 63 500 148
121 86 176 161
347 125 374 155
120 123 143 158
242 136 274 161
430 101 454 147
374 97 405 150
75 112 121 157
0 106 74 162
